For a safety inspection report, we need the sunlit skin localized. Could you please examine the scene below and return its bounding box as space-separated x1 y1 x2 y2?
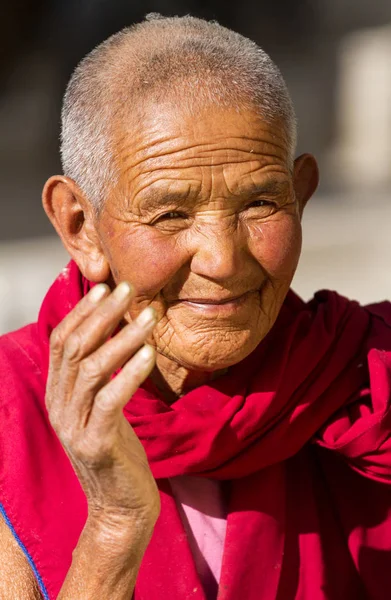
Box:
4 96 318 598
44 101 318 399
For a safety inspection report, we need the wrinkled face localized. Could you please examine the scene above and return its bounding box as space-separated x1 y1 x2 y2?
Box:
96 103 303 371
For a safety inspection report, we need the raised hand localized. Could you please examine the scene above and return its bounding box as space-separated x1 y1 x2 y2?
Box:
46 281 160 528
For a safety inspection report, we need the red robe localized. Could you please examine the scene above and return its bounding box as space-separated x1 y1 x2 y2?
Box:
1 260 391 599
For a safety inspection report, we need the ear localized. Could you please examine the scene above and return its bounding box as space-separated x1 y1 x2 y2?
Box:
42 176 110 282
293 153 319 217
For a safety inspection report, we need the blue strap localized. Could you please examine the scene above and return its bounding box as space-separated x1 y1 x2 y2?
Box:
0 502 50 599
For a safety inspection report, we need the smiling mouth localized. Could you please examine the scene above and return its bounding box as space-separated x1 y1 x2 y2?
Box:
168 290 262 312
179 293 249 305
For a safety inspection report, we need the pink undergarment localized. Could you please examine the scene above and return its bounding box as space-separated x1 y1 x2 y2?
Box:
169 476 228 600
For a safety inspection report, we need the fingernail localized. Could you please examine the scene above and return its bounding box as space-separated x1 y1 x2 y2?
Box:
136 307 157 327
89 284 108 303
138 344 155 362
113 281 133 301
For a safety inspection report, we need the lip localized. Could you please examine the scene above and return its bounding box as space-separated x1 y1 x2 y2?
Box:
173 290 258 315
178 293 248 305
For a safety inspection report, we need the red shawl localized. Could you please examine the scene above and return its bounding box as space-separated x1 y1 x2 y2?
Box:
1 260 391 599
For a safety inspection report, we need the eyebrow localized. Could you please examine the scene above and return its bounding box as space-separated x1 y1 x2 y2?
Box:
136 179 290 210
240 180 290 199
135 188 196 210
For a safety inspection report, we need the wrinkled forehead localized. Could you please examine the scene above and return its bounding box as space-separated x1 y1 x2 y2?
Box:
111 100 292 203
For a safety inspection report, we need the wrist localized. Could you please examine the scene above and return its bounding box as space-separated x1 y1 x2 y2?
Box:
85 506 156 551
59 509 152 599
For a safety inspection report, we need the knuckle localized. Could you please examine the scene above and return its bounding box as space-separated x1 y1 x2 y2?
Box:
77 299 96 317
63 332 85 362
50 327 65 354
78 358 103 384
94 389 117 412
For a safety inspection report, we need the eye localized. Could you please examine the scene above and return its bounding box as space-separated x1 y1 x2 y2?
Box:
245 199 277 214
242 199 278 219
248 200 275 209
154 211 187 223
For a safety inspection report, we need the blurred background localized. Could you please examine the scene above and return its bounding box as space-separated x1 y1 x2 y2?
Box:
1 0 390 333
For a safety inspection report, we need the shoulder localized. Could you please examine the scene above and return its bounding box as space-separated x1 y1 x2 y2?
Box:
0 323 42 369
0 326 48 598
0 323 45 401
364 299 391 330
301 290 391 342
0 323 48 455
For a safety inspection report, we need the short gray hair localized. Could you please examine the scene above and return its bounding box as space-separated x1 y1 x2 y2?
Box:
61 14 297 212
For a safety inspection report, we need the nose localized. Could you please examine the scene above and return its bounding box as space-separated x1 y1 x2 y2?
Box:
189 221 250 282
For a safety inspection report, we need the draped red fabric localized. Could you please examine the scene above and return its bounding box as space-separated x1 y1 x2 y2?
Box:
1 259 391 599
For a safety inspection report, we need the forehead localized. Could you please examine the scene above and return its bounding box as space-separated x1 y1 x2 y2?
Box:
113 102 291 201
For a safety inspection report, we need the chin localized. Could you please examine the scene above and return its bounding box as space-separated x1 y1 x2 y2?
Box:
159 330 263 372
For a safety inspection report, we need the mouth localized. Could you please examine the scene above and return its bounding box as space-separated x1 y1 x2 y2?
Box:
171 290 260 315
178 293 249 305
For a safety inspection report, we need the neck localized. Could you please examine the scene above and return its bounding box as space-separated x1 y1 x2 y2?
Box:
151 352 228 404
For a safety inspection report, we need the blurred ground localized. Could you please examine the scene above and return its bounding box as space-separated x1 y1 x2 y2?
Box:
1 191 389 335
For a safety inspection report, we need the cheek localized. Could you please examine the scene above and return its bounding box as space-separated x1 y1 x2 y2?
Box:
248 216 302 278
106 227 186 297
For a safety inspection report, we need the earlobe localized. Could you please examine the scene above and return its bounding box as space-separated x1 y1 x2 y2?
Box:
42 176 110 282
293 154 319 215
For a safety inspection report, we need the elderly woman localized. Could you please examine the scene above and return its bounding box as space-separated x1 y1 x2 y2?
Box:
1 13 391 600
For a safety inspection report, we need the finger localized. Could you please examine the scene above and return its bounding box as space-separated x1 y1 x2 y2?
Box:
53 282 135 416
68 307 157 424
48 283 110 376
46 284 110 414
88 344 156 431
61 282 136 366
